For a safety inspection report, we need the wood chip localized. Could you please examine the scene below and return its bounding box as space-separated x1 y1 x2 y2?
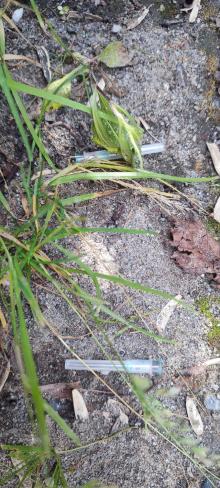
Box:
207 142 220 176
186 396 204 437
0 307 8 330
72 389 89 420
126 5 152 30
156 295 181 334
189 0 201 23
40 382 80 400
21 196 31 218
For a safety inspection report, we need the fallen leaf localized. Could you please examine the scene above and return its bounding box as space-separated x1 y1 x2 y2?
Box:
126 5 152 30
97 78 105 91
156 295 181 334
214 197 220 224
21 196 31 218
37 46 52 83
171 219 220 286
72 389 89 420
0 360 10 393
207 142 220 176
186 397 203 436
98 41 134 68
189 0 201 23
0 307 7 330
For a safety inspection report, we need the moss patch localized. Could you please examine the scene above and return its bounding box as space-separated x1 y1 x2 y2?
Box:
197 296 220 346
205 217 220 239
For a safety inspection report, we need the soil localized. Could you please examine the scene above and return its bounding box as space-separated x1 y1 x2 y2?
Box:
0 1 220 487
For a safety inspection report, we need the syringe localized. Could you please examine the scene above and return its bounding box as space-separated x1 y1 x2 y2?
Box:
65 359 163 376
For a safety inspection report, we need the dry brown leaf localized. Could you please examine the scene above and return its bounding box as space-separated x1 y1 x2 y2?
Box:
126 5 152 30
213 196 220 224
156 295 181 335
72 389 89 420
21 196 31 218
207 142 220 176
171 219 220 286
186 396 203 436
0 360 10 394
189 0 201 23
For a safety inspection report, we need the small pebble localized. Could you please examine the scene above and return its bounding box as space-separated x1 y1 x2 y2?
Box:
12 8 24 24
111 24 122 33
212 97 220 110
204 395 220 412
215 71 220 83
201 479 213 488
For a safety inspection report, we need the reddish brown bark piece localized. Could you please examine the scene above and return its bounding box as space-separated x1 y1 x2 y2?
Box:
170 219 220 286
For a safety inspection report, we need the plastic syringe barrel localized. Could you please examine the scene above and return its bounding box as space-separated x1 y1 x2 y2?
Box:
74 143 165 163
65 359 163 376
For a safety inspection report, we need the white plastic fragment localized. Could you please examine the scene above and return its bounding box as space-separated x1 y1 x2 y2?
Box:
156 295 182 335
186 396 204 437
12 8 24 24
112 24 122 33
72 389 89 421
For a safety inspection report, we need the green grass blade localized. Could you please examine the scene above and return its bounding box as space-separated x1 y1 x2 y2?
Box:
44 401 81 445
8 258 50 452
116 324 175 344
29 0 46 31
0 16 5 56
14 260 45 325
0 65 33 162
38 225 156 248
47 170 218 187
88 271 188 305
6 75 56 169
7 78 116 122
0 190 16 217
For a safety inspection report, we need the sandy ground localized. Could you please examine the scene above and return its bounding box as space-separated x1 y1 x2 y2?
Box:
0 1 220 487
